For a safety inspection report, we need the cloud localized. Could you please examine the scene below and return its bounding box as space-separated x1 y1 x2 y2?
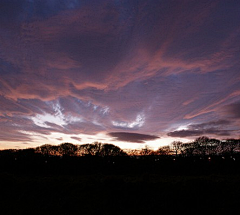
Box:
1 0 239 103
70 136 81 141
112 113 145 129
222 103 240 118
0 129 32 142
0 96 32 116
1 1 240 148
108 132 159 143
167 130 204 138
190 120 231 129
168 129 232 138
167 120 234 138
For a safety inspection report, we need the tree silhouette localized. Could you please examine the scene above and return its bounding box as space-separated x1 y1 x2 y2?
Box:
79 142 127 156
171 141 183 156
79 142 102 156
207 138 220 155
100 144 127 156
2 136 240 160
35 144 60 156
181 143 194 157
219 139 240 156
157 146 171 156
192 136 209 156
139 145 153 156
58 143 78 156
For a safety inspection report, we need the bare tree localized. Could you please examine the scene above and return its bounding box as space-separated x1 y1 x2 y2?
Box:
171 141 183 156
79 142 127 156
79 142 102 156
139 145 153 156
157 146 171 156
58 143 78 156
35 144 60 156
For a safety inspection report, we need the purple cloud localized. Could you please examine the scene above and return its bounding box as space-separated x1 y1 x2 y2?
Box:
108 132 159 143
168 120 234 138
222 103 240 118
70 136 81 141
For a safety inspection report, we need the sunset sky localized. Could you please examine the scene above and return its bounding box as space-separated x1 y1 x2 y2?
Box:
0 0 240 150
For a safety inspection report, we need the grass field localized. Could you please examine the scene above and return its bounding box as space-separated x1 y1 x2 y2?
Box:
1 170 240 215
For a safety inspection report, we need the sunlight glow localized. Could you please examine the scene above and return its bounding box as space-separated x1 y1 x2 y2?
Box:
176 124 191 131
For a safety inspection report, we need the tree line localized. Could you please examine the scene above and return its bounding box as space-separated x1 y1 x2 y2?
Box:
0 136 240 158
170 136 240 157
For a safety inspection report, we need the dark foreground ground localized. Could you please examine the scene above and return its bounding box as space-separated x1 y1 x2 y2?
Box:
1 156 240 215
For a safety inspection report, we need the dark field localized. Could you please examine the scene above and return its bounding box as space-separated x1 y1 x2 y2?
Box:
1 157 240 215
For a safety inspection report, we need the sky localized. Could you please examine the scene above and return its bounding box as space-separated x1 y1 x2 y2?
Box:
0 0 240 150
